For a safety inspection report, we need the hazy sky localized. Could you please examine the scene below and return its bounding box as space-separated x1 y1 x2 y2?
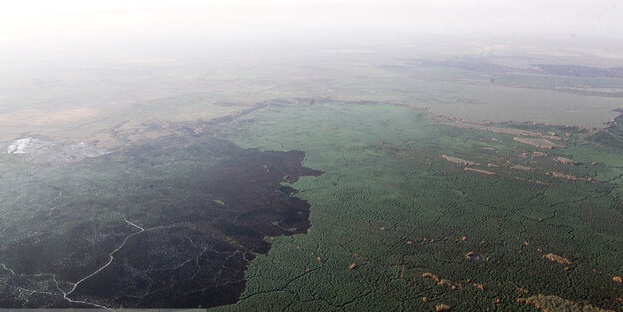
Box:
1 0 622 60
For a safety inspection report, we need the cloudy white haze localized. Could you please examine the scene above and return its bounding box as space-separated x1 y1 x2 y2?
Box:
1 0 622 61
3 2 623 310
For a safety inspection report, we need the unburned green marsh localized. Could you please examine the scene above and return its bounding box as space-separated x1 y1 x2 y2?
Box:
219 101 623 311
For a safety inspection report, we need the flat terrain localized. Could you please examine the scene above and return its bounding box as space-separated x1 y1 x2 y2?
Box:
0 40 622 310
216 101 623 311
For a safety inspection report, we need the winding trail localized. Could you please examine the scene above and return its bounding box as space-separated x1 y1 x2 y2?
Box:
3 216 153 309
65 217 146 298
56 217 180 308
124 216 144 231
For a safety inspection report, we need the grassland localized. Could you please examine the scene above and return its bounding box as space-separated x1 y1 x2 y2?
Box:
216 101 623 311
3 42 623 144
1 39 623 310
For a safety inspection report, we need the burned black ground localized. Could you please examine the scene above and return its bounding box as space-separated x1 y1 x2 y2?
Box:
0 135 321 308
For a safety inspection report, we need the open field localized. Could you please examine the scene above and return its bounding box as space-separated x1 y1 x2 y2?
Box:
214 101 623 311
0 39 622 310
3 39 623 144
